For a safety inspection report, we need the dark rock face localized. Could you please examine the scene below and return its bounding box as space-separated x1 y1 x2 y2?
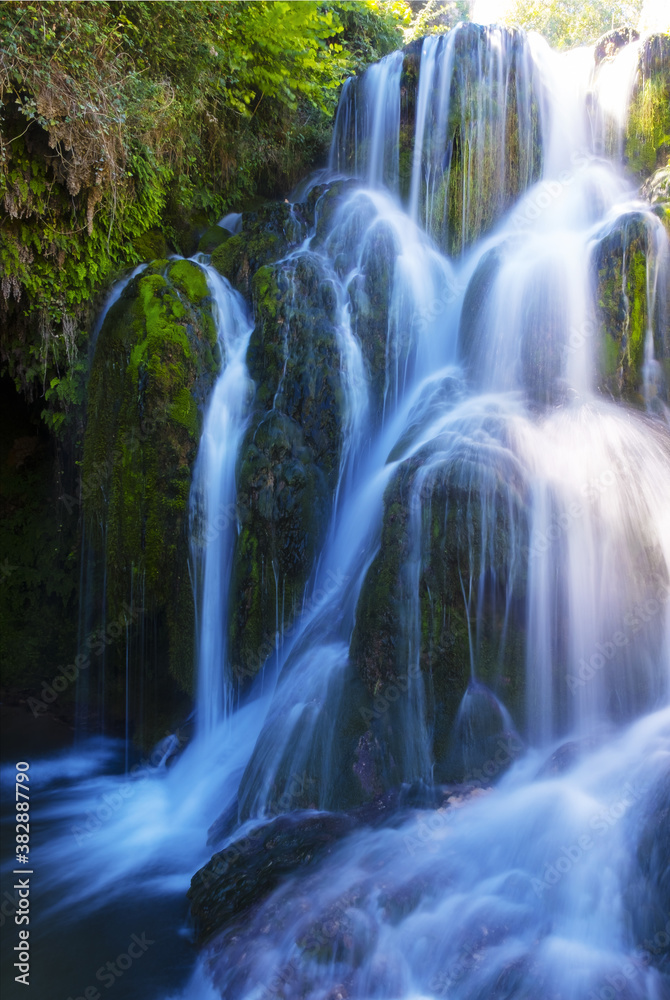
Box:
188 811 358 945
625 767 670 974
594 27 640 65
228 251 345 684
350 442 529 788
83 260 219 739
593 211 668 406
211 201 307 298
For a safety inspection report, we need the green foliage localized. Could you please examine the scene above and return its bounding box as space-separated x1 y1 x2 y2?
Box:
0 0 408 432
503 0 643 49
405 0 472 40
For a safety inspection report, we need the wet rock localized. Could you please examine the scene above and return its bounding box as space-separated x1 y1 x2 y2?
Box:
211 200 307 298
642 162 670 239
188 812 358 945
625 767 670 973
351 444 529 788
227 253 344 684
593 211 668 405
83 260 219 736
624 33 670 180
197 224 228 254
594 27 640 65
535 737 601 778
447 681 523 782
191 780 501 949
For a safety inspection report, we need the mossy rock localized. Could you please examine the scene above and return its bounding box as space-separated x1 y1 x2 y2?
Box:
82 259 219 740
347 217 397 416
624 33 670 180
304 178 361 245
132 227 168 262
163 201 210 257
350 445 529 787
211 201 307 299
642 161 670 240
593 211 668 405
228 253 344 683
197 225 229 254
398 27 543 255
594 27 639 64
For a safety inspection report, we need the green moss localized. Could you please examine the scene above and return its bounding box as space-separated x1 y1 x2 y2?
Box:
198 225 229 254
351 452 528 785
167 259 210 306
211 201 307 298
624 35 670 180
399 25 543 256
171 386 199 435
132 228 169 262
228 253 344 682
593 212 664 404
82 260 219 738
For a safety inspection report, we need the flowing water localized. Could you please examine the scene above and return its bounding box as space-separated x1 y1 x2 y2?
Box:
2 24 669 1000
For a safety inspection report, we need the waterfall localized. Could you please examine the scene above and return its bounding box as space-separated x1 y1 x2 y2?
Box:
186 24 670 998
21 23 670 1000
190 265 254 736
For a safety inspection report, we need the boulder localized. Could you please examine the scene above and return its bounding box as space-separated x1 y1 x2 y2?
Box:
228 253 344 683
83 259 219 739
593 211 668 405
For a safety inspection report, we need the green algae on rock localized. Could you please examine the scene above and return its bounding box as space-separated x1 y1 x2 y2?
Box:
82 260 219 739
624 33 670 180
593 211 669 405
229 253 345 684
198 225 230 255
351 442 529 788
211 202 307 299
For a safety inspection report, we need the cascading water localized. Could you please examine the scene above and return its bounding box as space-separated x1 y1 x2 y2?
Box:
5 22 670 1000
186 25 670 998
190 265 254 735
